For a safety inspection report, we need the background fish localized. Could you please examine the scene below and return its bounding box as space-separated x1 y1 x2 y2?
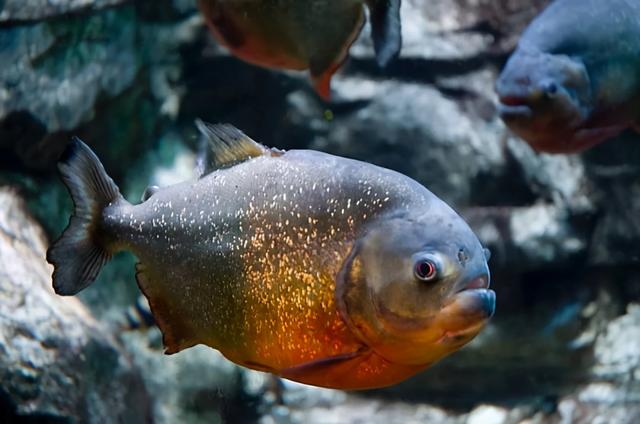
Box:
198 0 402 99
495 0 640 153
47 121 495 390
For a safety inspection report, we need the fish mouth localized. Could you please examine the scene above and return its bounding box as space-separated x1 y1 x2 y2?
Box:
498 94 530 107
498 101 533 121
436 272 495 345
450 273 495 320
458 274 490 291
435 287 495 346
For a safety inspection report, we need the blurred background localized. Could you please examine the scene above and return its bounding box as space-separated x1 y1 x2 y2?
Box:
0 0 639 423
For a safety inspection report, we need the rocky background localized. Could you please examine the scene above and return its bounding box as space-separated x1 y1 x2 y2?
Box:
1 0 639 423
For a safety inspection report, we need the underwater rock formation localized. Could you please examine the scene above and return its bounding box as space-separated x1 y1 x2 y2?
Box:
0 0 639 422
0 0 128 22
0 188 150 422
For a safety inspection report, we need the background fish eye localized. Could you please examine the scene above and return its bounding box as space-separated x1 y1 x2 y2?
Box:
543 81 558 95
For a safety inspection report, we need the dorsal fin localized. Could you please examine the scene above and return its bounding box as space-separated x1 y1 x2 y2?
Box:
195 119 273 177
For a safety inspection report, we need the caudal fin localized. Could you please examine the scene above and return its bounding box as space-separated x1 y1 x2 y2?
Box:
47 137 123 296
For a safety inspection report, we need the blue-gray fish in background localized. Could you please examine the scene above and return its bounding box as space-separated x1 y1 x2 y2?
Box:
46 121 494 390
496 0 640 153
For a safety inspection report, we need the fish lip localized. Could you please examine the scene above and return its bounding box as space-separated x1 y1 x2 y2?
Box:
498 95 529 107
447 288 496 318
443 272 494 316
458 274 490 292
498 103 533 119
476 288 496 318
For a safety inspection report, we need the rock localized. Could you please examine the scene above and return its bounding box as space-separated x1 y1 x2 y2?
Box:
0 0 128 22
0 1 201 172
120 328 250 424
0 7 139 171
0 187 150 422
466 405 508 424
552 304 640 424
592 304 640 381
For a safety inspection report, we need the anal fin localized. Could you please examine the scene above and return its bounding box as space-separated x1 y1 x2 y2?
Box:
135 262 199 354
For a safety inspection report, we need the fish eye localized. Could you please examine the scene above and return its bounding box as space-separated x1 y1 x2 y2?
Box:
544 82 558 95
414 259 438 282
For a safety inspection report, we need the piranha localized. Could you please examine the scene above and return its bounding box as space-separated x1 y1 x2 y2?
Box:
197 0 402 99
47 121 495 390
495 0 640 153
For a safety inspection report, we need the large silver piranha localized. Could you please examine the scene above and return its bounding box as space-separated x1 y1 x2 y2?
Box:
47 121 495 390
496 0 640 153
197 0 402 99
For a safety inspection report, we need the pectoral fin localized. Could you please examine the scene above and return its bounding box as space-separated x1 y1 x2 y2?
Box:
366 0 402 67
279 349 370 388
279 349 429 389
572 125 626 152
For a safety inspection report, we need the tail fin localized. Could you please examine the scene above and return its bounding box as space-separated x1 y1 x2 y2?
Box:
47 137 122 296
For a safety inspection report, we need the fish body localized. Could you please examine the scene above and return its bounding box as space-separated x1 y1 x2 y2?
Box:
198 0 402 99
496 0 640 153
47 122 494 390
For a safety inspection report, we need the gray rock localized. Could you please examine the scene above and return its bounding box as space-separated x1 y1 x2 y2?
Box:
0 187 150 422
0 7 138 170
121 328 244 424
0 9 137 131
0 0 128 22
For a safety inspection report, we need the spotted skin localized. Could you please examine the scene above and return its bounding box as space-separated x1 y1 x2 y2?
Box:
107 152 411 365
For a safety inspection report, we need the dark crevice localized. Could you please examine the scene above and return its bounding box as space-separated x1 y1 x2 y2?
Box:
0 390 69 424
344 52 509 85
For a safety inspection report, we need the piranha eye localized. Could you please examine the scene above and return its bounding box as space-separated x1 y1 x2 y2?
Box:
543 82 558 95
414 259 438 282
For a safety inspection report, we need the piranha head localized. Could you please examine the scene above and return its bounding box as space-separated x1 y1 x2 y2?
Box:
496 47 594 153
337 210 495 366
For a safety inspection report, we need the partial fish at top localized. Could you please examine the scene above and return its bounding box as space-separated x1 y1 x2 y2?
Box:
198 0 402 99
496 0 640 153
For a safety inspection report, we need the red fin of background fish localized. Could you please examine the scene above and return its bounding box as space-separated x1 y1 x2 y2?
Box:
199 0 245 48
309 9 366 100
569 126 627 152
311 68 335 100
366 0 402 67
